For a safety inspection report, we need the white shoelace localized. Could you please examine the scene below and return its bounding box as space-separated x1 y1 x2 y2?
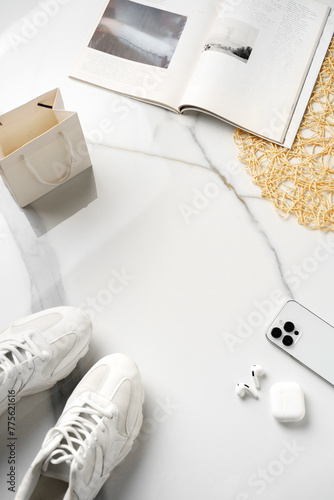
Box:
43 398 115 472
0 332 47 383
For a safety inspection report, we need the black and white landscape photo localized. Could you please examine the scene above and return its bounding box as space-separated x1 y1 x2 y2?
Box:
89 0 187 69
204 18 258 63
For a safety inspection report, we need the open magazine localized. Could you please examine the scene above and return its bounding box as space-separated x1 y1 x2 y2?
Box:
71 0 334 148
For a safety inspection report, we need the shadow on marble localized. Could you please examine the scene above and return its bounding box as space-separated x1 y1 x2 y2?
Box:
22 167 97 236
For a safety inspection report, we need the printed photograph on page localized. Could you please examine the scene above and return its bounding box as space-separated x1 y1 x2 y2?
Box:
88 0 187 69
203 17 259 64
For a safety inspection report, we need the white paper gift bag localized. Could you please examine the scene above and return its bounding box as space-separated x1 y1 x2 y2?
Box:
0 88 91 207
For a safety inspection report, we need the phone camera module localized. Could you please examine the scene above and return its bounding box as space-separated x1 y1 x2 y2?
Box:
269 318 302 348
284 321 295 332
282 335 294 346
271 327 282 338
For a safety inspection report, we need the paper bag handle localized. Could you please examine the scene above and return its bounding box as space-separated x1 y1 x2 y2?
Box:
21 131 74 186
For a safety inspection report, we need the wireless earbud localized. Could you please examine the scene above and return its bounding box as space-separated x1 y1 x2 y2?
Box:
251 364 265 389
236 383 258 399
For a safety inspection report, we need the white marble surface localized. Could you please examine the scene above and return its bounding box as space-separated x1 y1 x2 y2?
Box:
1 1 334 499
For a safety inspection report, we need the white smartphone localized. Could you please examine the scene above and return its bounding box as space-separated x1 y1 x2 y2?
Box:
265 299 334 386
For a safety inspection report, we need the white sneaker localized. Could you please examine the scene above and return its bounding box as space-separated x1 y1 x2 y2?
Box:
0 306 92 416
15 353 144 500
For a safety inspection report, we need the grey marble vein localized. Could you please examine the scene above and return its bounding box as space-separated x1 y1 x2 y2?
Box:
188 123 294 297
0 180 84 419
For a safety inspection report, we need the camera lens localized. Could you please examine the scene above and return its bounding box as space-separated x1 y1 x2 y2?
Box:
284 321 294 332
271 327 282 338
283 335 293 346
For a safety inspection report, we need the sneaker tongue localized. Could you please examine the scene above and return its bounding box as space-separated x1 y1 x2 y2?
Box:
41 408 93 485
42 460 71 484
41 435 72 484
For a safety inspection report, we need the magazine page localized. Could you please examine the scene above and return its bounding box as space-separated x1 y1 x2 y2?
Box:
180 0 331 145
71 0 217 111
284 9 334 147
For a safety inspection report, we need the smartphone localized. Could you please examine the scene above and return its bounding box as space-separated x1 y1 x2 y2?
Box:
265 299 334 386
